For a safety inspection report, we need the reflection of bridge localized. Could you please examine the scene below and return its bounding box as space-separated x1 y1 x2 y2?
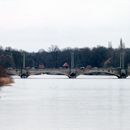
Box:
6 39 129 79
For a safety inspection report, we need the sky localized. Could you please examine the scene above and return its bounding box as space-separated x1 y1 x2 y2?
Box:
0 0 130 52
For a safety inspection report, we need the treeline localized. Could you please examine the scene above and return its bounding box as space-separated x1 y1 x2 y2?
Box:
0 45 130 69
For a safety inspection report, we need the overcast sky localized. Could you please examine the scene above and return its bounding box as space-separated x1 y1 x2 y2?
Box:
0 0 130 52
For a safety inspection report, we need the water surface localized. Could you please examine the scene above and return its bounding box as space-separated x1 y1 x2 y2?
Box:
0 75 130 130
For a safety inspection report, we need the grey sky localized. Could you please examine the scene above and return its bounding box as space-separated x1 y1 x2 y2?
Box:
0 0 130 52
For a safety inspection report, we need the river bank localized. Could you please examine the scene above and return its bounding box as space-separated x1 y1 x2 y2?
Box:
0 76 13 86
0 66 13 86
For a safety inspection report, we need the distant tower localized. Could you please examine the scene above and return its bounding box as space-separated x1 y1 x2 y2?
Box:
120 38 125 69
108 41 112 48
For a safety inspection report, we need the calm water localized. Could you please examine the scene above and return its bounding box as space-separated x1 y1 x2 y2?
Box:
0 75 130 130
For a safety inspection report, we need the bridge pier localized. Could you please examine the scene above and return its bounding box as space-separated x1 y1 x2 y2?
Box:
20 69 29 78
68 72 77 78
118 69 128 79
20 73 29 78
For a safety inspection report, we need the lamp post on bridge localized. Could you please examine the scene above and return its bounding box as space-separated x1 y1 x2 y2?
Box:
120 38 125 69
20 52 29 78
119 38 127 78
68 51 77 78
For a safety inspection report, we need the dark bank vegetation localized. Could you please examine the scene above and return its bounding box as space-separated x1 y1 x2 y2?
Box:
0 45 130 69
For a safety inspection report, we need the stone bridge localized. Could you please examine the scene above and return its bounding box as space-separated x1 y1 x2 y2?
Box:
6 39 129 79
6 67 129 79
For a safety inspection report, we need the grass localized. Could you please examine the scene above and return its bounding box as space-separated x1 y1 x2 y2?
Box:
0 76 14 86
0 66 14 86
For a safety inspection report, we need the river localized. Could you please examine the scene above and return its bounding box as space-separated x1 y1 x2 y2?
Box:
0 75 130 130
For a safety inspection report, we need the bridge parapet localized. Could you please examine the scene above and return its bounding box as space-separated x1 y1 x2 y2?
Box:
6 67 129 79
